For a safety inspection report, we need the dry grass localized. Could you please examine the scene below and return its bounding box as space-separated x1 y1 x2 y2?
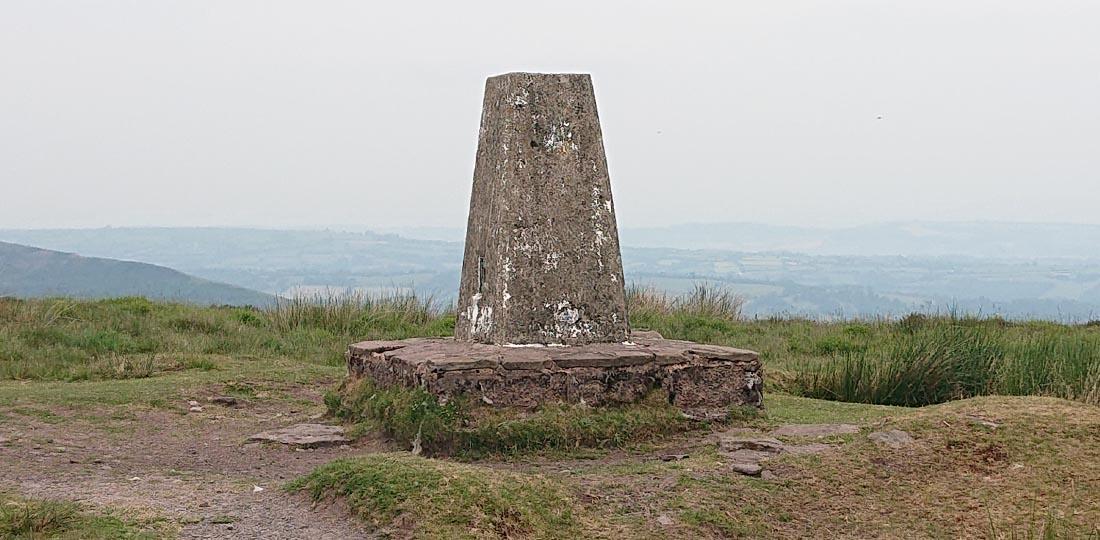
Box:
559 395 1100 539
296 394 1100 539
626 283 744 323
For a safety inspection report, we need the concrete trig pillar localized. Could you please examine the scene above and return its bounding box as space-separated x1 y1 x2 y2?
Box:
454 73 629 345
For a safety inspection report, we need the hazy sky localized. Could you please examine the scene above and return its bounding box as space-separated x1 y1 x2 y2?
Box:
2 1 1098 230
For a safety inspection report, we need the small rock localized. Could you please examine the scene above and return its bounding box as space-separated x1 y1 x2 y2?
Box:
481 395 495 405
210 396 241 407
187 400 200 407
730 462 763 476
772 424 860 438
660 454 689 462
252 485 264 493
656 514 674 526
129 476 141 481
189 406 204 413
247 424 349 448
760 470 778 481
868 430 914 448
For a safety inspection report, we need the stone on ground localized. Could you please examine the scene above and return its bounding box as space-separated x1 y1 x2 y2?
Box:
247 424 349 448
730 462 764 476
717 435 836 476
717 438 784 454
867 429 915 448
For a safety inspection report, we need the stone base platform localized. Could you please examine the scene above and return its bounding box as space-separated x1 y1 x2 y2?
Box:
346 333 763 417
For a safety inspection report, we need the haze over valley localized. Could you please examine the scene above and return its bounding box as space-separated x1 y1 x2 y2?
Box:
3 222 1098 320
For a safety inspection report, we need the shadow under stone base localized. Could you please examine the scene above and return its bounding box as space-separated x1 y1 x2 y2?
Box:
345 332 763 418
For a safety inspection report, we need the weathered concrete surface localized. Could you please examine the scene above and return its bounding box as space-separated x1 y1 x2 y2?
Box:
247 424 349 448
346 336 763 416
455 72 629 345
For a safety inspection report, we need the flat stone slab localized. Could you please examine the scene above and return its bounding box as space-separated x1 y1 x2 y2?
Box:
730 462 763 477
868 430 915 448
718 438 785 454
717 435 835 476
772 424 861 438
247 424 349 448
347 336 762 415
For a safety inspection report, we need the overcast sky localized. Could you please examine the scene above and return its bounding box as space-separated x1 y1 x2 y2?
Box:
2 0 1097 230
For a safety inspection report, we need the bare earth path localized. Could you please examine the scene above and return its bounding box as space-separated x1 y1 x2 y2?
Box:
0 387 379 539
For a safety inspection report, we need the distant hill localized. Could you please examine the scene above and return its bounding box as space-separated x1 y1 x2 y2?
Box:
2 226 1099 320
620 221 1100 258
0 241 276 306
0 227 464 298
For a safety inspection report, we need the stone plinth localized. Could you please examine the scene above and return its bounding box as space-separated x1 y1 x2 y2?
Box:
455 73 628 345
346 336 763 417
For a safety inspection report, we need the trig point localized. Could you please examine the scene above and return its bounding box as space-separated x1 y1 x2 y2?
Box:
346 73 764 417
456 73 629 345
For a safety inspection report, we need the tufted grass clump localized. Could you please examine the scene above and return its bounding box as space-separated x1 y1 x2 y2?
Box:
0 492 165 539
627 283 744 325
326 378 696 457
793 314 1100 407
286 453 580 540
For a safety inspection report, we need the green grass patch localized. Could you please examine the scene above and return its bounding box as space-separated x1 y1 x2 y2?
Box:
792 315 1100 407
0 294 452 381
286 453 580 540
0 493 172 539
327 378 698 457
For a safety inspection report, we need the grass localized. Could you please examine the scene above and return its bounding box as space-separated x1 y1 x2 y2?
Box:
628 301 1100 408
4 293 1099 408
0 493 171 539
293 396 1100 539
3 295 1100 538
0 294 452 381
286 453 582 540
555 395 1100 539
327 377 697 457
626 283 745 323
792 315 1100 407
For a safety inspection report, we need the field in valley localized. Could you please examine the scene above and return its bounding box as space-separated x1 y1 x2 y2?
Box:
1 294 1098 539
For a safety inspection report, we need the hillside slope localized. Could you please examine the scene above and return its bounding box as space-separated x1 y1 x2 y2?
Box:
0 241 275 306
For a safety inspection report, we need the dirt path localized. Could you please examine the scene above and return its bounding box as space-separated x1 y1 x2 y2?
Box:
0 389 383 539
